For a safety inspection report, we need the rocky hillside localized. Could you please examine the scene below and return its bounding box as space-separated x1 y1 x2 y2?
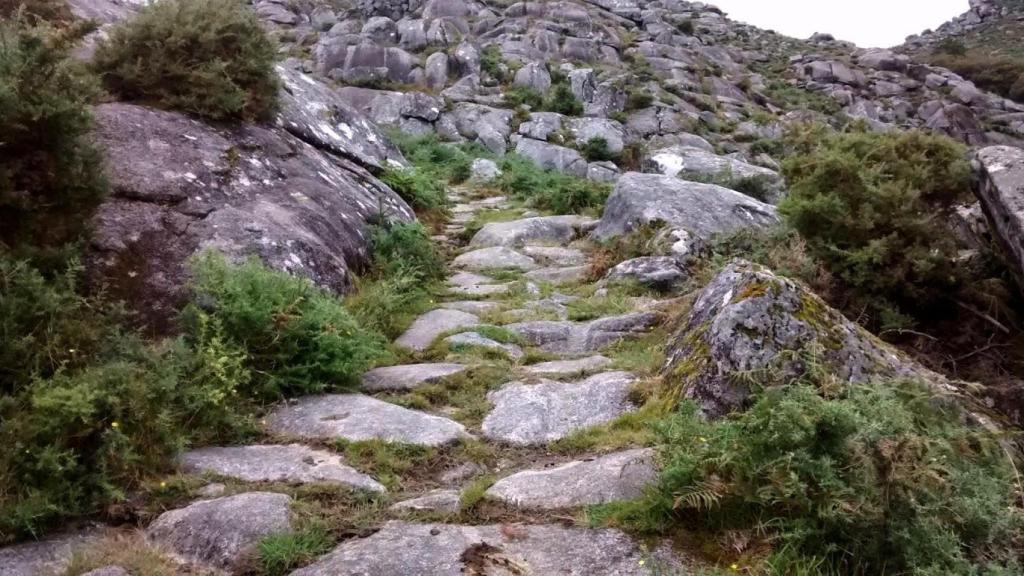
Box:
3 0 1024 574
902 0 1024 58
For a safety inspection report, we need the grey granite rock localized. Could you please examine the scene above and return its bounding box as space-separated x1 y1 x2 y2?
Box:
974 146 1024 286
452 246 539 271
179 444 385 492
605 256 687 290
485 448 655 508
266 394 470 446
521 246 588 266
592 173 778 241
362 363 469 392
468 158 502 183
506 312 660 355
396 309 481 351
524 265 590 284
445 332 525 360
522 355 612 379
440 300 503 314
289 521 674 575
470 215 596 247
514 138 588 178
482 372 638 444
147 492 292 571
0 530 99 576
81 567 129 576
390 489 462 514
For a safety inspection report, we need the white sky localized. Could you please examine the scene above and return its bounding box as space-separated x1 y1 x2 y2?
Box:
708 0 970 48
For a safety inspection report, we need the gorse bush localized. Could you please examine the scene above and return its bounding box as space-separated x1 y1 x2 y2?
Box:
389 132 477 185
504 84 544 109
0 0 73 23
0 255 252 540
496 154 610 214
0 17 106 262
368 220 444 282
779 129 970 308
182 252 387 400
600 367 1024 574
545 82 583 116
93 0 279 121
931 52 1024 101
580 137 616 162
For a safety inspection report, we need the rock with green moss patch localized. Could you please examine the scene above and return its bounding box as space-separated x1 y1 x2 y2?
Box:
664 259 963 419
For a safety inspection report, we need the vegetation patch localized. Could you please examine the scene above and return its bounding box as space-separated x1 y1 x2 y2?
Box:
496 155 610 214
94 0 280 121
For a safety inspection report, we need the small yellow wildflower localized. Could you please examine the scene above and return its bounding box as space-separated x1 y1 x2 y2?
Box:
110 421 120 429
699 436 708 443
638 559 646 566
730 563 739 571
160 481 167 488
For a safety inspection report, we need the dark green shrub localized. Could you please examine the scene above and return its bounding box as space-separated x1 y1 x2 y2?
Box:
380 166 448 212
480 44 510 84
0 254 251 540
599 370 1024 574
182 252 387 400
676 18 694 35
368 220 444 282
933 38 968 57
580 137 616 162
93 0 279 121
496 155 610 214
389 132 475 185
544 83 583 116
779 129 970 307
504 84 543 109
0 17 106 260
624 89 654 111
0 0 73 23
930 52 1024 101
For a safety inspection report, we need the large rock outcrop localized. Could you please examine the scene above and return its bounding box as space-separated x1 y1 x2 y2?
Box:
86 99 413 332
973 145 1024 288
592 172 779 241
664 260 979 420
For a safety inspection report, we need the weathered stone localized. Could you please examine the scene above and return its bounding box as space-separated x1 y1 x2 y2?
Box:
147 492 292 571
396 309 481 351
290 521 671 575
644 145 782 196
361 363 469 392
470 215 596 247
514 138 588 178
0 530 99 576
266 394 470 446
524 265 589 284
424 51 450 90
522 355 612 378
452 246 539 271
568 117 629 154
506 312 660 355
521 245 587 266
485 448 655 508
81 567 129 576
440 300 502 314
605 256 687 290
664 260 965 419
445 332 525 360
513 61 553 93
482 372 637 444
468 158 502 183
180 444 385 492
390 489 461 514
592 173 779 241
974 146 1024 287
87 90 412 332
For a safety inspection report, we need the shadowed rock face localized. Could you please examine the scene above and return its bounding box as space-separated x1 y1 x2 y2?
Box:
663 260 985 421
974 145 1024 289
86 100 413 333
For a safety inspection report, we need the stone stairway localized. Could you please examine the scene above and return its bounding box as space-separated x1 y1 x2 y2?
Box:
3 187 688 576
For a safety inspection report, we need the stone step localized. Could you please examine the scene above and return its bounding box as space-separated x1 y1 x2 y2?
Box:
485 448 655 509
521 355 612 379
505 312 661 356
0 529 100 576
361 363 469 392
521 245 588 266
395 309 480 351
266 394 470 446
481 372 638 445
446 271 512 296
452 246 539 271
469 215 597 248
524 265 589 284
179 444 385 492
148 492 292 572
439 300 503 314
445 332 524 360
390 489 461 514
289 521 681 576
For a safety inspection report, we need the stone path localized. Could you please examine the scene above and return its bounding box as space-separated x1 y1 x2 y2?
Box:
7 186 680 575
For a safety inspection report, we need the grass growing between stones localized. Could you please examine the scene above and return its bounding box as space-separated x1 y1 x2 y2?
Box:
61 531 188 576
549 401 665 456
459 475 497 512
459 206 531 242
566 292 634 321
380 364 510 429
603 330 669 376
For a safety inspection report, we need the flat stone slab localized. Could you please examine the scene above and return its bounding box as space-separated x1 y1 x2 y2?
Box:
470 215 596 247
446 272 511 296
482 372 638 445
179 444 385 492
390 489 461 514
440 300 502 314
606 256 687 290
148 492 292 571
506 312 660 355
396 309 480 351
361 363 469 392
289 521 676 576
521 245 588 266
522 355 612 379
266 394 470 446
452 246 538 271
0 530 99 576
445 332 524 360
485 448 656 509
524 265 589 284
